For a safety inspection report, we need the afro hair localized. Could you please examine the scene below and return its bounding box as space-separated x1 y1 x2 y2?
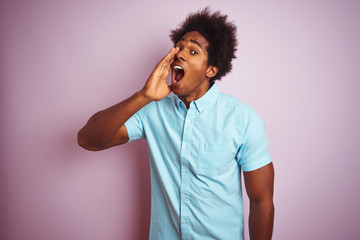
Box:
169 7 238 85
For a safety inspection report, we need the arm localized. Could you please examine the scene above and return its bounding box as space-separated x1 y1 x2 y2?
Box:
243 162 275 240
77 47 179 151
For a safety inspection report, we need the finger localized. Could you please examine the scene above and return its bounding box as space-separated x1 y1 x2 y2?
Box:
163 47 180 63
156 47 180 74
162 48 179 71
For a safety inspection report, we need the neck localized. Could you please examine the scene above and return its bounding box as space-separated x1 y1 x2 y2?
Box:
179 83 211 109
179 97 191 109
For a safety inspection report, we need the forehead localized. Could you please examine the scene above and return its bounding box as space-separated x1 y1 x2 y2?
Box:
178 31 210 49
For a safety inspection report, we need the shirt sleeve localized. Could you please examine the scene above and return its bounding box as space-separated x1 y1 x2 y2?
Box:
236 108 272 172
124 106 147 143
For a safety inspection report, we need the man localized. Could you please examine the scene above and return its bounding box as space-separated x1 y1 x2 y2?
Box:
78 8 274 240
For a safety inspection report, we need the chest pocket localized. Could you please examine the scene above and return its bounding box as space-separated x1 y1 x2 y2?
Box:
197 143 235 175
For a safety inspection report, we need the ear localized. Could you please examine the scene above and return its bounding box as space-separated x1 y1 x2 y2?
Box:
206 65 218 78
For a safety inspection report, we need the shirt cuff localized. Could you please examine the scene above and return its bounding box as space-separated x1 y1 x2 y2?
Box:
241 150 272 172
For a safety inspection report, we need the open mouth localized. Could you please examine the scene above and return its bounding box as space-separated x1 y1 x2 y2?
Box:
172 65 185 83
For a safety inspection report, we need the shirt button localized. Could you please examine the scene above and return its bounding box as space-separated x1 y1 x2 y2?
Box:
182 220 187 224
183 169 187 173
183 145 187 149
187 119 191 124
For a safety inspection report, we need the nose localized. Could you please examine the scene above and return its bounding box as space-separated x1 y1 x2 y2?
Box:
176 49 186 61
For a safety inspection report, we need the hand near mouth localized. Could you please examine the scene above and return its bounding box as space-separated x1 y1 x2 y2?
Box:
140 47 180 101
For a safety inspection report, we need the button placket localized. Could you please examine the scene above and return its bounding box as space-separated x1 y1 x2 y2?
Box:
179 106 196 240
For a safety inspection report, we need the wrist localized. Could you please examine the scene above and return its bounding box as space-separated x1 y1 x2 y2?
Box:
136 90 153 105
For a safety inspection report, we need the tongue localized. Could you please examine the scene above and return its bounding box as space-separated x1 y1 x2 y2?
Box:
175 71 184 81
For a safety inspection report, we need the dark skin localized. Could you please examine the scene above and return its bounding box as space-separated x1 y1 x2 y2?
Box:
244 163 275 240
78 31 274 239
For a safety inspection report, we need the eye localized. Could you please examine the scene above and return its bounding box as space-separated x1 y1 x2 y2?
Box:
191 50 198 55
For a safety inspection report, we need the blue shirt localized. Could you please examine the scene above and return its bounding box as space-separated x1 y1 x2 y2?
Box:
125 84 272 240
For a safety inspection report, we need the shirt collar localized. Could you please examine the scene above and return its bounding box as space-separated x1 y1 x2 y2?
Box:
175 83 220 113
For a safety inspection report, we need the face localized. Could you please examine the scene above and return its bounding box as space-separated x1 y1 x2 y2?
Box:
171 31 218 105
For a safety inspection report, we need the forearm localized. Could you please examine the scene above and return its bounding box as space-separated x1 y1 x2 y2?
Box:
248 200 274 240
78 47 178 150
78 91 150 149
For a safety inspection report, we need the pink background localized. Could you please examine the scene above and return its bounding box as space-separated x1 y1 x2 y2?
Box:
1 0 360 239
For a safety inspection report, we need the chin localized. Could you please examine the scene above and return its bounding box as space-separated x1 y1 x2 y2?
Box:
172 84 189 96
171 86 182 96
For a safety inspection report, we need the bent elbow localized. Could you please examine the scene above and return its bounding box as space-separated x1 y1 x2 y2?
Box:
77 130 101 151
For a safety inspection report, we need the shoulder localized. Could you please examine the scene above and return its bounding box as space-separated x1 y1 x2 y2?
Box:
216 92 252 114
216 92 264 125
144 95 175 108
138 95 176 116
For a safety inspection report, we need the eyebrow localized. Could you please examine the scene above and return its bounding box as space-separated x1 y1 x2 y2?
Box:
179 37 203 49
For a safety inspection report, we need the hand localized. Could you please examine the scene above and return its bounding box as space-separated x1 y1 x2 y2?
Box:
140 47 179 101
